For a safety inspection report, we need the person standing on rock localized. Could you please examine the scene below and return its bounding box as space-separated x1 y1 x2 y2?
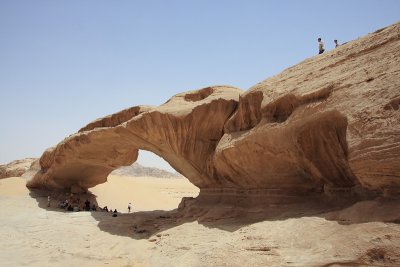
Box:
318 38 325 54
47 195 51 207
334 39 339 48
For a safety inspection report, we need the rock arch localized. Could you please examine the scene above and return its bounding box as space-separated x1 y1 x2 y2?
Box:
27 86 242 193
27 22 400 199
27 85 358 197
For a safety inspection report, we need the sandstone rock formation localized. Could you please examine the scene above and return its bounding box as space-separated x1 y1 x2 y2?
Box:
27 86 241 193
0 158 37 179
27 22 400 199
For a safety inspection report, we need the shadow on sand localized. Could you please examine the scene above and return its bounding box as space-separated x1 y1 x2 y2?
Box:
28 190 400 240
29 189 100 212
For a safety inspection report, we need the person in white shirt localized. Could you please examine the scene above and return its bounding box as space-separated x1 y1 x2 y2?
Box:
318 38 325 54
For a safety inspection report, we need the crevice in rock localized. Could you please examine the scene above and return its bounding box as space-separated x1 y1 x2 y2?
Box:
262 93 300 123
184 87 214 102
225 85 334 134
224 91 263 133
262 85 334 123
384 96 400 110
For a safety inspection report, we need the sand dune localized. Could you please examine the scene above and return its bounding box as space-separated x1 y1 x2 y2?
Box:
1 176 400 266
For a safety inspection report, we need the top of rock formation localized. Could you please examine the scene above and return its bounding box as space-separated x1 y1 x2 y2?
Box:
26 22 400 199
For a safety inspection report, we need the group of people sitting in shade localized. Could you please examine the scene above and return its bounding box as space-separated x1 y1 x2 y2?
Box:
48 194 132 217
58 198 99 212
53 195 118 215
317 38 340 54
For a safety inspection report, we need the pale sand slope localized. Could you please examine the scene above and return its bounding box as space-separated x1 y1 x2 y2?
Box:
1 176 400 267
90 174 200 212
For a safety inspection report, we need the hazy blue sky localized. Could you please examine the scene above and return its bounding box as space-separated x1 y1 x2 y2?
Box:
0 1 399 171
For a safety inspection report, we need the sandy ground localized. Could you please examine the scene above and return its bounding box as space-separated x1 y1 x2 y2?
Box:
90 175 200 212
1 176 400 267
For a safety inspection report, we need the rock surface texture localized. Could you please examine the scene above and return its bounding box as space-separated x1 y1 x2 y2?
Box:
27 23 400 199
0 158 36 179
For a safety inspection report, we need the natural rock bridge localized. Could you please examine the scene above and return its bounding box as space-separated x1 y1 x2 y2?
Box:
27 23 400 201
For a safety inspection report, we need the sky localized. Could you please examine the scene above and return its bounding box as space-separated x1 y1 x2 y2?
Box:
0 1 399 171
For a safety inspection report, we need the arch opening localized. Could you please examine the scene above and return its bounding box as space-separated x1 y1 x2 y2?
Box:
89 150 199 213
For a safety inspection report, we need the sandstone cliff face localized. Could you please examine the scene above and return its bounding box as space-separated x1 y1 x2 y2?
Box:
224 23 400 195
27 22 400 198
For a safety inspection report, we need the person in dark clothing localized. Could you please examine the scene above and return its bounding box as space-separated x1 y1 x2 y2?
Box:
84 199 91 211
334 39 339 48
112 209 118 217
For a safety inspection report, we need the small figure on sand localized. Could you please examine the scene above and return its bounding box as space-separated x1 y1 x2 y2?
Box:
318 38 325 54
112 209 118 217
47 196 51 207
128 202 132 213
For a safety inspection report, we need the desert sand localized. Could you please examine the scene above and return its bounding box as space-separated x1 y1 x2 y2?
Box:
1 175 400 267
90 174 199 212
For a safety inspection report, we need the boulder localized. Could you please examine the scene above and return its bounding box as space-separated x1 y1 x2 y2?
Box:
0 158 37 179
